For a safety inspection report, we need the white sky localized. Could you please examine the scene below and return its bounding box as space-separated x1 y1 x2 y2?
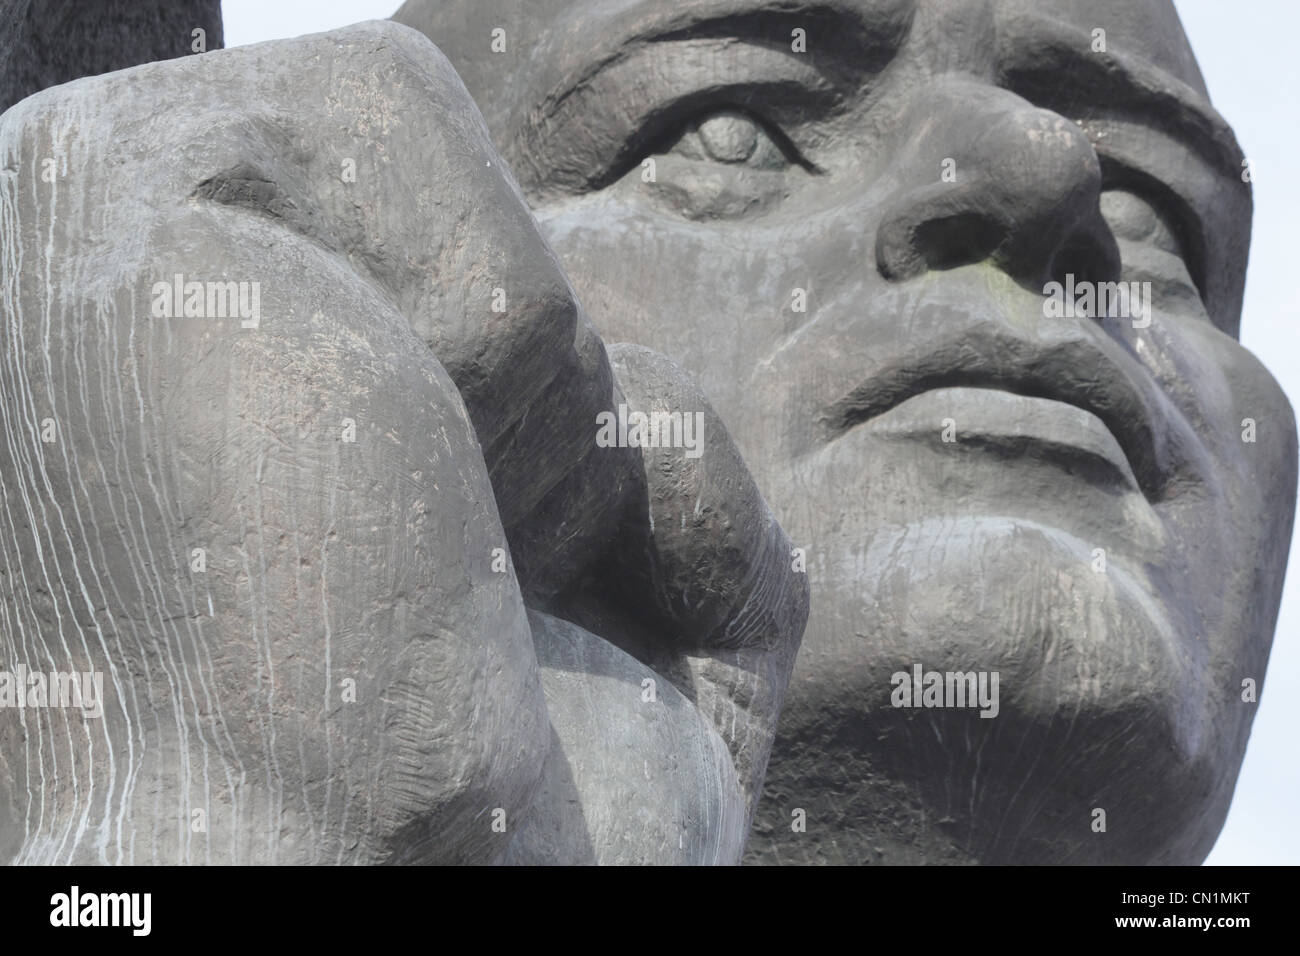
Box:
1173 0 1299 867
221 0 1299 865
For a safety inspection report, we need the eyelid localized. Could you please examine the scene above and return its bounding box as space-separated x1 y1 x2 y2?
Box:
513 40 840 198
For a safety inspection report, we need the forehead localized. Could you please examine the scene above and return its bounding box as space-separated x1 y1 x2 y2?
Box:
399 0 1208 105
998 0 1206 95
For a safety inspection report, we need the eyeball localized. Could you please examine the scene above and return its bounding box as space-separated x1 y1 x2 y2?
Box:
668 110 790 170
1099 189 1185 261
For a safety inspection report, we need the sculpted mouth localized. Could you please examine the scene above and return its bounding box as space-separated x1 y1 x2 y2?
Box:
821 328 1202 502
860 386 1141 491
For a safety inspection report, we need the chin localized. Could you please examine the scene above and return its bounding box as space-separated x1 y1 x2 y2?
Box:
761 504 1239 864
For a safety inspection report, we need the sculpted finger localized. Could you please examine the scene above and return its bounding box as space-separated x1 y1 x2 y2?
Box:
592 344 809 824
173 20 643 604
504 610 748 865
605 344 809 654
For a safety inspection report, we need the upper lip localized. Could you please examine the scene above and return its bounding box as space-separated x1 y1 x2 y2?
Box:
819 320 1206 502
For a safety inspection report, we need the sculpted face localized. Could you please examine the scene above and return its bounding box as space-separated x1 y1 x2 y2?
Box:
397 0 1298 862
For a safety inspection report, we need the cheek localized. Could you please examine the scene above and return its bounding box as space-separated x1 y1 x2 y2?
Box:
537 199 797 345
1096 314 1295 689
538 203 709 345
1158 317 1297 507
535 197 846 453
1187 324 1298 601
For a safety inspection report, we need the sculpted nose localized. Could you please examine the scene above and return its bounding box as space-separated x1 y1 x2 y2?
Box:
875 77 1120 289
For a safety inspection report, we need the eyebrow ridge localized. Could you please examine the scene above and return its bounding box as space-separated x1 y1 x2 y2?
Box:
541 0 915 118
995 15 1245 178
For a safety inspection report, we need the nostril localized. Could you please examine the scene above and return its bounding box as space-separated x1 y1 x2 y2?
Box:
876 186 1011 282
914 213 1008 272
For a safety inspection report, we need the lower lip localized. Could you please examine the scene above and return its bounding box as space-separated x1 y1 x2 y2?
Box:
843 387 1139 492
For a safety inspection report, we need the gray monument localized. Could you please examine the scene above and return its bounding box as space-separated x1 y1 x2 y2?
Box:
0 0 1293 865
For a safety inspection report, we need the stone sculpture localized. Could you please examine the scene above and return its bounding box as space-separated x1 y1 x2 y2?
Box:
0 0 1293 865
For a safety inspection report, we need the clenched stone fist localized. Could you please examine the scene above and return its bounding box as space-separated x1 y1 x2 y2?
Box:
0 21 806 865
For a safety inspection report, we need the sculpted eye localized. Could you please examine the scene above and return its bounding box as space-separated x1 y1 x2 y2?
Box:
1099 189 1186 261
620 106 816 221
1099 186 1210 318
663 109 796 171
